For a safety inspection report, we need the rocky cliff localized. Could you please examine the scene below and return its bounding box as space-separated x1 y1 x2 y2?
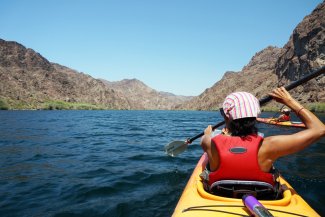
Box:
178 46 283 110
0 39 191 110
275 2 325 103
0 39 132 109
179 1 325 110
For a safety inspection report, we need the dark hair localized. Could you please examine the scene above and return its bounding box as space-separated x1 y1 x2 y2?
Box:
229 117 258 137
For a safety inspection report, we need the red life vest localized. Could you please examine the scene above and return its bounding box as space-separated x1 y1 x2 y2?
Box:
208 134 275 186
279 114 290 121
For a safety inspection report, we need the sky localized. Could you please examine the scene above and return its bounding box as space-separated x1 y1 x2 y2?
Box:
0 0 323 96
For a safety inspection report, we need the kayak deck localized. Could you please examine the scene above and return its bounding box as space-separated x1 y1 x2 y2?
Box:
172 153 319 217
257 118 306 128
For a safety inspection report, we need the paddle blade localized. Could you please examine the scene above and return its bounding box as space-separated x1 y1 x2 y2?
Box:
164 141 188 157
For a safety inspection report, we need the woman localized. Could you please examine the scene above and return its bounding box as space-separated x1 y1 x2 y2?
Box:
276 108 291 122
200 87 325 197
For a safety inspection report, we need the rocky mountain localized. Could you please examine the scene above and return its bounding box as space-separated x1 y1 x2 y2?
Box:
178 46 283 110
1 2 324 110
0 39 131 109
101 78 192 110
178 1 325 110
275 2 325 103
0 39 191 110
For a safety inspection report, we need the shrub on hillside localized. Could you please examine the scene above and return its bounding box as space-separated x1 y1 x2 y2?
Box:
308 103 325 113
0 98 9 110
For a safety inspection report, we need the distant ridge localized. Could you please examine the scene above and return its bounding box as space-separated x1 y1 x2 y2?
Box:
100 78 193 110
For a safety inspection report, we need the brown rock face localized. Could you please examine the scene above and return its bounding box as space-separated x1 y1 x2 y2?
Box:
0 39 130 109
275 2 325 103
178 1 325 110
0 39 192 110
0 40 53 71
178 46 283 110
101 79 193 110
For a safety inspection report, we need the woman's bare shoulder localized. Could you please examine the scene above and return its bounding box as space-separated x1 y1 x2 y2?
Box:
260 135 285 160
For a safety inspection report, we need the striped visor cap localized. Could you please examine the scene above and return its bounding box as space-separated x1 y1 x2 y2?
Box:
222 92 260 120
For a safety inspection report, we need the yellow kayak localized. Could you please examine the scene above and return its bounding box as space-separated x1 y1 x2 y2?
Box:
172 153 320 217
257 118 306 128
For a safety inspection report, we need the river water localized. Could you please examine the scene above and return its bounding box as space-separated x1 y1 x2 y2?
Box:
0 110 324 216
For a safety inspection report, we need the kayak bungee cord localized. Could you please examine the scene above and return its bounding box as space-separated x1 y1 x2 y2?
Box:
183 207 248 217
266 208 308 217
182 205 308 217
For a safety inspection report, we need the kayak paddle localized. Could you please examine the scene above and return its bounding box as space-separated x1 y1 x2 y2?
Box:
165 66 325 157
271 104 285 119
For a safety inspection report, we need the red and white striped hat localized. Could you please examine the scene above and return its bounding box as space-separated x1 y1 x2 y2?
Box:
222 92 260 120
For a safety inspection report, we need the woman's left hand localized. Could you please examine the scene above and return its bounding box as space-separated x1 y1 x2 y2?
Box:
204 125 212 135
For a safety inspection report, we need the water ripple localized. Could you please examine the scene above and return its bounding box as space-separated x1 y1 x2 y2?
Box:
0 111 324 217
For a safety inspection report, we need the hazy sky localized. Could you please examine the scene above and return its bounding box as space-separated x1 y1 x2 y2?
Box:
0 0 322 96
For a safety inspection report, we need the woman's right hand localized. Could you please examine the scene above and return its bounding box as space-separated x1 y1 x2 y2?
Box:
269 87 294 105
269 87 302 111
263 87 325 163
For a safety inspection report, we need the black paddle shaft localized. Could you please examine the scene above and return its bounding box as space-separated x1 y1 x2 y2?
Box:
186 66 325 144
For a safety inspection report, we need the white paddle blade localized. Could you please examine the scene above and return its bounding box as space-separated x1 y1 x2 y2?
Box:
164 141 188 157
